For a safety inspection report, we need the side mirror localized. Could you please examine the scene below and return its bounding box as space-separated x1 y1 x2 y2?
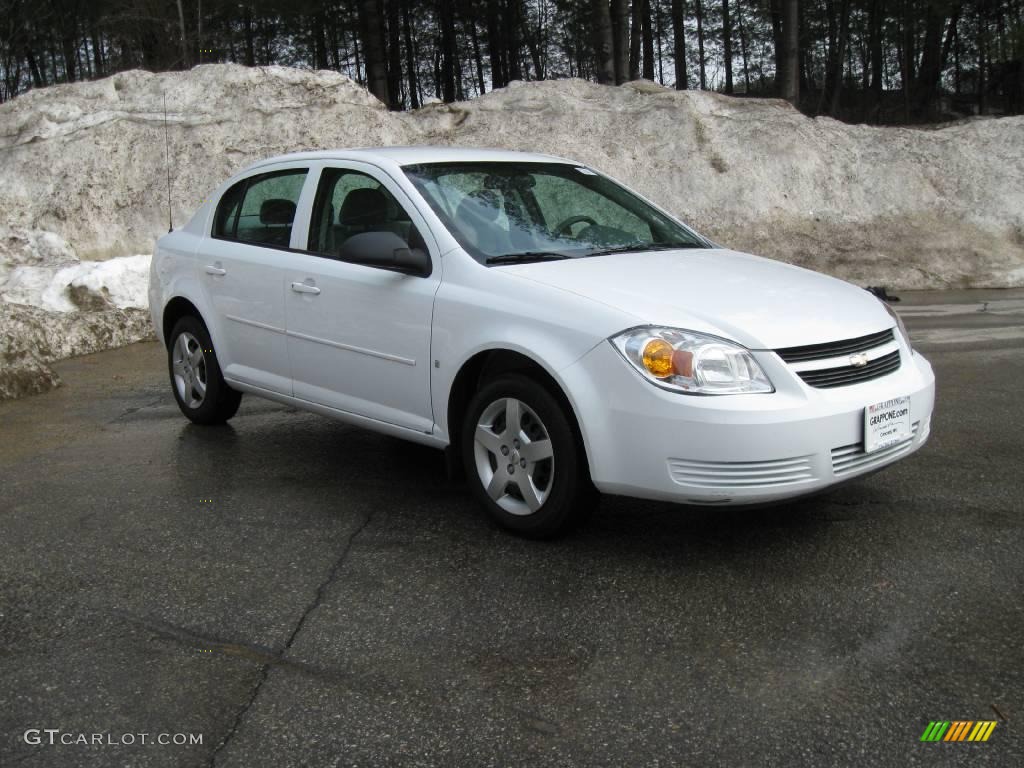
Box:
339 231 431 277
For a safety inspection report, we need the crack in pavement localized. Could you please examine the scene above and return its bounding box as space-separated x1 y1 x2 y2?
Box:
109 395 166 423
206 510 374 767
112 611 354 684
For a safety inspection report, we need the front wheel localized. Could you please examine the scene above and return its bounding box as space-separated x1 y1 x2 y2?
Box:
167 316 242 425
462 374 595 538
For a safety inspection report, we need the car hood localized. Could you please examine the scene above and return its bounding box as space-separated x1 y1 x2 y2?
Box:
500 249 894 350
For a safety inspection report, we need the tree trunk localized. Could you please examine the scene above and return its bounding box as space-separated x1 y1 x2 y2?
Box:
243 4 255 66
914 2 961 118
655 0 665 84
593 0 617 84
439 1 457 102
25 46 45 88
829 0 850 115
630 0 642 79
977 3 987 114
468 16 486 95
770 0 783 95
176 0 189 68
869 0 883 117
387 0 403 109
358 0 390 104
90 21 104 77
486 0 506 88
737 0 750 92
611 0 630 83
671 0 688 89
780 0 799 105
694 0 706 88
642 0 656 80
722 0 733 93
505 0 522 81
402 2 420 107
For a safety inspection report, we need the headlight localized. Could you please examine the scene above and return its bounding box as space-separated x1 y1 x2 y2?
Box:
610 327 774 395
880 300 911 349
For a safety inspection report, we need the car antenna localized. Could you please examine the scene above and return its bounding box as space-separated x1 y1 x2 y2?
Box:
163 91 173 233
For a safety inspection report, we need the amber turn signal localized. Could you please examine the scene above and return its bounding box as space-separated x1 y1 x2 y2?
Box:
641 338 675 378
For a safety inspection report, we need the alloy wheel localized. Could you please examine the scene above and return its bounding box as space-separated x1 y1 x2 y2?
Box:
171 331 208 409
473 397 555 515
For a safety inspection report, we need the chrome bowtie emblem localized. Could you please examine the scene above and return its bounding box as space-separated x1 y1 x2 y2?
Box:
849 352 870 367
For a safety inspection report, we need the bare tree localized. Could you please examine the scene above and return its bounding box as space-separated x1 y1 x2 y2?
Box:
670 0 688 89
611 0 630 83
593 0 616 83
641 0 655 80
781 0 799 105
694 0 706 88
722 0 733 93
358 0 389 104
175 0 189 68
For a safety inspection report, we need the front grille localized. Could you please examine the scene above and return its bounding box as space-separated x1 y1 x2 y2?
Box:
668 456 814 489
776 329 895 364
797 350 901 389
831 422 920 477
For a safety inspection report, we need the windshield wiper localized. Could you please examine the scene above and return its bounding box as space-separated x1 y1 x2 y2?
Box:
585 242 703 257
485 252 571 265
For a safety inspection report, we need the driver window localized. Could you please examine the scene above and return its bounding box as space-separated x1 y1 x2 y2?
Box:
308 168 425 258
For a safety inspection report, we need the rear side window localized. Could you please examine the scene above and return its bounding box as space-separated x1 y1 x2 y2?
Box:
213 169 307 248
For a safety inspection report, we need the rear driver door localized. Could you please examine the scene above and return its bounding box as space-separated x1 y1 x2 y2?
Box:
201 165 310 395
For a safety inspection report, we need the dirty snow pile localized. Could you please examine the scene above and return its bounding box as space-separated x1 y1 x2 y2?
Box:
1 64 1022 398
0 227 152 399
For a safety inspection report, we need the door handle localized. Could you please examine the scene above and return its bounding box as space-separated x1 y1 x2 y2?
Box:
204 265 227 276
291 281 321 295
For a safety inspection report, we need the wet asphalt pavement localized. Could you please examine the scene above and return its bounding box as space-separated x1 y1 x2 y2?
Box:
0 290 1022 767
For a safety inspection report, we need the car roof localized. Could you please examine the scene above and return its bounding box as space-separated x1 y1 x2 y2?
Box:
247 146 577 171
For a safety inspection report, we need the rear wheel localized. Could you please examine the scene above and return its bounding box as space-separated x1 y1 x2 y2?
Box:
167 316 241 425
462 374 595 538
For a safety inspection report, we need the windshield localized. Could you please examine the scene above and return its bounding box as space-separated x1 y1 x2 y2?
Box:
402 162 708 264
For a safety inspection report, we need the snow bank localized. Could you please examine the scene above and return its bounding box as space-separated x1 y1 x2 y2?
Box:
2 253 151 312
0 64 1022 398
1 65 1021 287
0 228 153 398
0 65 409 260
0 302 153 399
412 79 1024 289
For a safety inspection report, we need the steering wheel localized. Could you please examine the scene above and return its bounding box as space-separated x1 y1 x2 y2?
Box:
554 214 598 238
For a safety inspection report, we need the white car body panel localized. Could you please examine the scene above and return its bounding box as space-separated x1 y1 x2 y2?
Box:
149 146 935 508
500 249 894 350
280 160 442 432
199 237 293 395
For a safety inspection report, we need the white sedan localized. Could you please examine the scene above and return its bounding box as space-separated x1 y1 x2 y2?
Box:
149 147 934 537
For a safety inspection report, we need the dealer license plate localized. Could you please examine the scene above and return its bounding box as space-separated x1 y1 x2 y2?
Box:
864 396 912 453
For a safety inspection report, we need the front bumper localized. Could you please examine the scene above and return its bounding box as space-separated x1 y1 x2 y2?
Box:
561 340 935 505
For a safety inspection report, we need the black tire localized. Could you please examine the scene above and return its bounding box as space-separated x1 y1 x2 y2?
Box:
461 374 596 538
167 315 242 425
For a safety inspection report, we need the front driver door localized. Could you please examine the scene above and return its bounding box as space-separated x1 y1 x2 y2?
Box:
284 162 439 434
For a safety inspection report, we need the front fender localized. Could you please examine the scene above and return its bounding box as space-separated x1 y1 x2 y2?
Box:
429 254 635 445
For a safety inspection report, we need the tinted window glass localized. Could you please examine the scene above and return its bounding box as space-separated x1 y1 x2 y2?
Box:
403 162 705 263
213 169 307 247
308 168 425 257
213 180 245 238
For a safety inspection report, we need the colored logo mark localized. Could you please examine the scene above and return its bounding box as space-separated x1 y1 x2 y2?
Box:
920 721 997 742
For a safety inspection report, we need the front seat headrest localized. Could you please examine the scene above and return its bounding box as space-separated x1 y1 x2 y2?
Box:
260 198 296 225
339 187 389 225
